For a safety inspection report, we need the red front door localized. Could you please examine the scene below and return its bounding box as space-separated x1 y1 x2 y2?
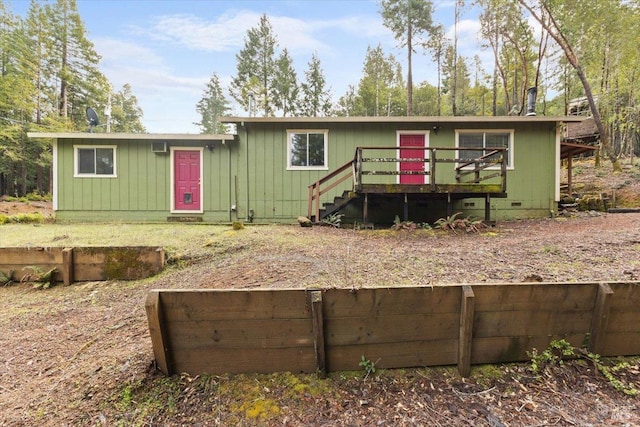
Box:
399 134 426 184
174 150 201 211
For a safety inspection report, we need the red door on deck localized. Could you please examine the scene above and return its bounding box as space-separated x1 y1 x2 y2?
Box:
399 134 426 184
174 150 201 211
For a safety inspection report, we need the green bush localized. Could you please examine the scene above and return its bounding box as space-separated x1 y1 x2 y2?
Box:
0 213 45 225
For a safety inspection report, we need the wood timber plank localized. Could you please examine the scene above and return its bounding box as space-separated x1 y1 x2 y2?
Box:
607 282 640 310
473 310 593 338
170 347 317 375
358 184 504 194
323 287 460 317
458 285 475 378
164 318 313 349
589 283 613 355
471 333 588 364
473 283 597 312
605 310 640 332
325 313 459 346
601 332 640 356
159 289 310 320
310 290 327 377
326 339 459 371
145 291 171 374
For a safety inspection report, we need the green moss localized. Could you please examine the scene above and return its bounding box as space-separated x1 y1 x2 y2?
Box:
100 248 154 280
470 364 505 386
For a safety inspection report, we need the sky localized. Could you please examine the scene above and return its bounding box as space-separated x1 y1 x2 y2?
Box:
10 0 491 133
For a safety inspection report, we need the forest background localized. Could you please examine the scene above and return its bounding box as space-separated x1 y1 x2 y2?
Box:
1 0 639 199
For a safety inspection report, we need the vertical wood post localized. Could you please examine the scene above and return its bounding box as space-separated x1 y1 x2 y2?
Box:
310 290 327 378
403 193 409 222
484 194 491 222
589 282 614 355
458 285 475 377
145 290 171 375
61 247 74 285
430 148 436 191
363 193 369 224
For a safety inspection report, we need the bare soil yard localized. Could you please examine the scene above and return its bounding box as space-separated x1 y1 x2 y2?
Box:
0 159 639 426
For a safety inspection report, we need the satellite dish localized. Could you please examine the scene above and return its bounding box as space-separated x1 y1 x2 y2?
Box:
86 107 100 132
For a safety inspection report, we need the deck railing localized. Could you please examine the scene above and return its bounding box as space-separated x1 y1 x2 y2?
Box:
307 146 507 220
355 146 507 191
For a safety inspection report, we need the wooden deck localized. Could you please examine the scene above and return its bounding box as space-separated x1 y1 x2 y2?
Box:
308 146 508 223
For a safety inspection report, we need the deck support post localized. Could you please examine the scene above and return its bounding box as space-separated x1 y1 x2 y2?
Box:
446 193 452 218
363 193 369 224
484 194 491 222
403 193 409 221
310 290 327 378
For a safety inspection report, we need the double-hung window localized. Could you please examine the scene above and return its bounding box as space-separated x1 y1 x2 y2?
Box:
74 145 117 177
287 130 328 170
456 130 513 169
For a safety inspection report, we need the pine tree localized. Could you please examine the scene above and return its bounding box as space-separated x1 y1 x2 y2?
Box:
272 49 299 117
48 0 109 127
230 14 278 116
109 84 146 133
195 73 230 134
380 0 434 116
299 53 332 117
357 45 404 116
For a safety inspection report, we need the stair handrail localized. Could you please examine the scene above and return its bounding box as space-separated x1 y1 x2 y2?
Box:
307 158 356 221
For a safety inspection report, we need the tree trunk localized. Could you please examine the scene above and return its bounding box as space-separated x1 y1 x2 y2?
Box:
518 0 621 172
407 21 413 116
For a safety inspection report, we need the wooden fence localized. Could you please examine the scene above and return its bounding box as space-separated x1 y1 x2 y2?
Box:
0 246 165 284
145 282 640 377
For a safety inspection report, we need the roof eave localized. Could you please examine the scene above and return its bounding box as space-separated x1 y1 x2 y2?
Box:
27 132 236 141
220 115 585 124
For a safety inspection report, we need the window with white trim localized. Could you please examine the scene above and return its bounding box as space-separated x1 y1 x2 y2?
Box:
456 130 513 168
74 145 117 177
287 130 328 170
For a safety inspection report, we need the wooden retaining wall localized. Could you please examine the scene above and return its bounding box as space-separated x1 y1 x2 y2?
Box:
145 282 640 377
0 246 165 284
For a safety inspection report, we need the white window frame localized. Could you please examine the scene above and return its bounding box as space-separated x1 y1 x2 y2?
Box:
455 129 514 170
286 129 329 171
73 145 117 177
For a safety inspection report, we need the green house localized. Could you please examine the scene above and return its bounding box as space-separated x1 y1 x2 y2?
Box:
29 115 582 224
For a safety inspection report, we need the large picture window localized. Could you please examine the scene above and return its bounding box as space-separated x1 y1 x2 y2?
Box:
74 145 117 177
456 130 513 169
287 130 328 170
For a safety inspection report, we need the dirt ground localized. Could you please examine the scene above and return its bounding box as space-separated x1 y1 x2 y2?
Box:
1 159 640 426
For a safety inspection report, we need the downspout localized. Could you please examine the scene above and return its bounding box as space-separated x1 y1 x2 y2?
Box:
52 138 58 211
554 123 561 215
244 123 251 222
227 141 232 222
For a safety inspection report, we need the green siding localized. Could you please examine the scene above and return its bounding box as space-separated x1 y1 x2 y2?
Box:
54 120 559 223
56 138 233 222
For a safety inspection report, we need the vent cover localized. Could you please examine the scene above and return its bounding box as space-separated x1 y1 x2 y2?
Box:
151 141 167 153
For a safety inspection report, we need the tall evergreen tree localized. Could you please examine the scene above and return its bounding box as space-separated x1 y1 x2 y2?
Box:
423 23 448 116
272 49 299 117
109 84 146 133
357 45 405 116
380 0 433 116
230 14 278 116
49 0 109 127
195 73 229 134
299 53 332 117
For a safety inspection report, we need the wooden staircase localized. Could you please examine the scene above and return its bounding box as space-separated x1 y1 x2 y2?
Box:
315 190 358 222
